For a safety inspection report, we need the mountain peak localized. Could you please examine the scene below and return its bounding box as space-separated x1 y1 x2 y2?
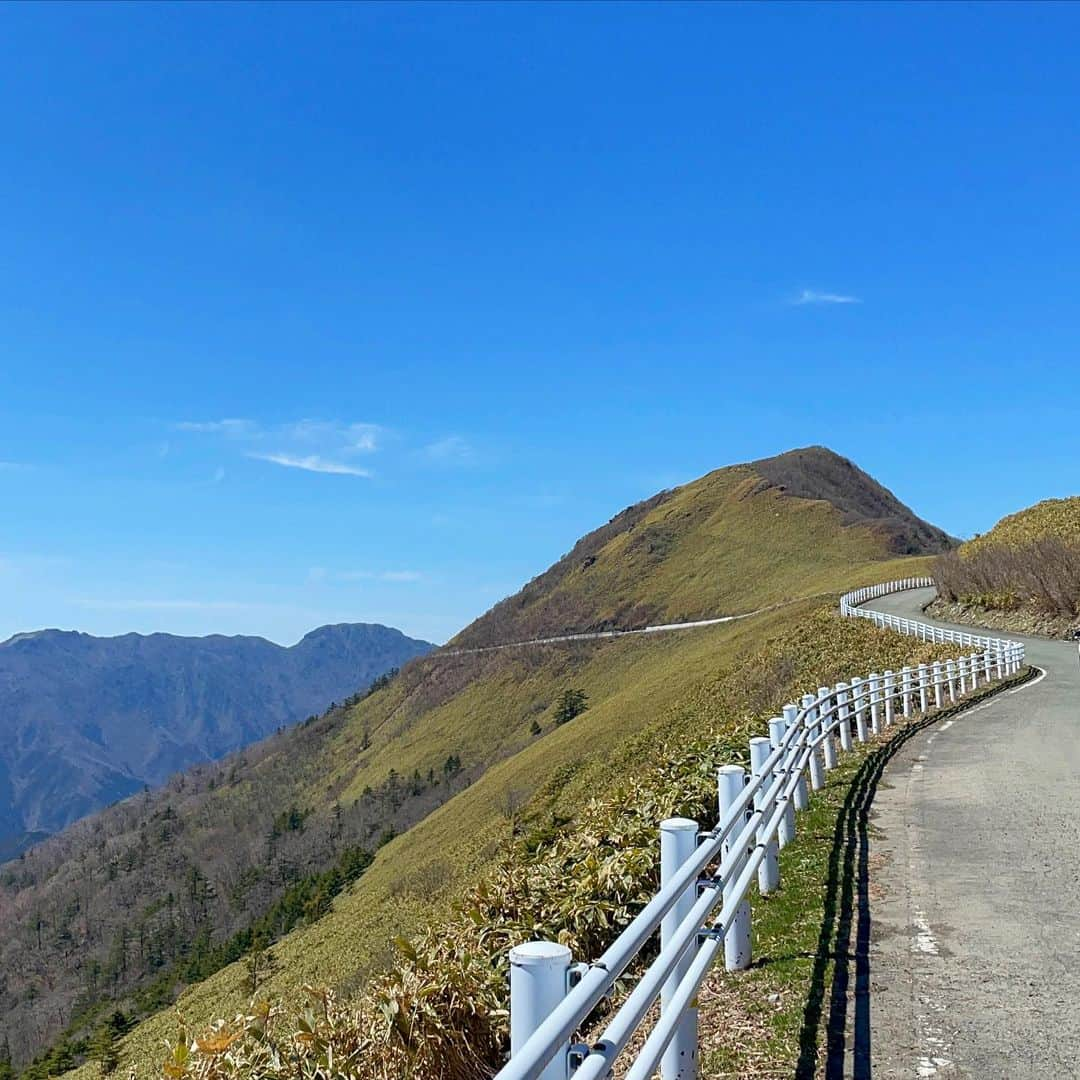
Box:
295 622 425 646
750 445 955 555
451 446 951 648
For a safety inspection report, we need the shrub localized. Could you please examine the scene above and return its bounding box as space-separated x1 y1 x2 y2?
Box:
936 538 1080 618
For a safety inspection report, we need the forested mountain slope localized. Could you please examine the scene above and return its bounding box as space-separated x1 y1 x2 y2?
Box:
0 622 433 852
2 446 950 1074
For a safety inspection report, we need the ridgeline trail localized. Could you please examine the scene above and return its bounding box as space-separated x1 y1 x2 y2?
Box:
856 588 1080 1079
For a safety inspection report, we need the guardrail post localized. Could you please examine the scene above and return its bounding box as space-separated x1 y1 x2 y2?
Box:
768 718 795 847
868 674 881 735
957 655 968 695
717 765 751 972
883 670 895 725
983 650 993 684
818 687 837 769
783 704 808 811
836 682 852 752
749 738 779 895
851 677 867 742
510 941 573 1080
901 666 913 717
970 652 981 688
660 818 699 1080
917 663 929 712
932 661 943 709
945 659 956 703
802 694 824 790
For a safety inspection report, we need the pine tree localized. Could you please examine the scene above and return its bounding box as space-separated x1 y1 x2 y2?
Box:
244 933 277 995
554 688 588 725
90 1019 120 1076
0 1035 15 1080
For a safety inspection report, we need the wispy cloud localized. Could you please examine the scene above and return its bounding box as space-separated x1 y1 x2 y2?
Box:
176 418 471 478
173 418 257 436
791 289 862 306
248 452 372 477
309 567 423 584
0 461 32 471
348 569 423 583
283 420 381 453
80 598 259 612
422 435 475 465
175 418 383 477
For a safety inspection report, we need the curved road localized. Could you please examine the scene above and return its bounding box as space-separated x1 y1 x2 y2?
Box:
865 588 1080 1079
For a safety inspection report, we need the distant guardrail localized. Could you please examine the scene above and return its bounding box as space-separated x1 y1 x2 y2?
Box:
437 613 762 658
495 577 1025 1080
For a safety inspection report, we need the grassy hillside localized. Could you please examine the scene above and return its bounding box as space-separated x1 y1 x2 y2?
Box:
115 596 958 1080
935 495 1080 635
455 446 952 648
963 496 1080 554
3 446 947 1076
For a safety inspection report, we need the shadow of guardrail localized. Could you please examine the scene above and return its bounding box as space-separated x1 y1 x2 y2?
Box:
794 667 1034 1080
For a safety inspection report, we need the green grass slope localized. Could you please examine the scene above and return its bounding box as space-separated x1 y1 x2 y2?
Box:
43 446 955 1077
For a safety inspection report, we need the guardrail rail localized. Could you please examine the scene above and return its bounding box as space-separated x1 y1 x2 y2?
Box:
496 577 1025 1080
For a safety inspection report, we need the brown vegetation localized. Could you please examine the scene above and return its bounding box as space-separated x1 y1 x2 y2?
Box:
936 538 1080 620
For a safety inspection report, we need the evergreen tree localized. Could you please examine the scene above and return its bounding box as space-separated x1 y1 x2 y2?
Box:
553 688 588 725
0 1035 14 1080
244 933 277 995
90 1019 120 1076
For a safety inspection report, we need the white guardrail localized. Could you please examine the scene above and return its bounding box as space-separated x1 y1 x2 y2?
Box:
497 577 1025 1080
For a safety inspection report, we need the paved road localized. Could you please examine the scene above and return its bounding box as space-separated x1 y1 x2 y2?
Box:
434 604 789 657
864 588 1080 1079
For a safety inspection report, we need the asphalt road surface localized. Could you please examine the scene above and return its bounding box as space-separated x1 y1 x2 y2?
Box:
863 588 1080 1079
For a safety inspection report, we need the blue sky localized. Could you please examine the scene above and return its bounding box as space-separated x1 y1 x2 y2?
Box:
1 2 1078 645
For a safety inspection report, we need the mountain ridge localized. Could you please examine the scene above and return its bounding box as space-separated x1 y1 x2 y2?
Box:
452 445 952 648
0 620 433 847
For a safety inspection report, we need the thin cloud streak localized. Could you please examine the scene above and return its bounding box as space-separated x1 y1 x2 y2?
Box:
308 567 423 584
173 418 256 436
248 452 372 477
283 420 381 453
341 569 423 582
422 435 474 464
80 598 257 612
791 288 862 306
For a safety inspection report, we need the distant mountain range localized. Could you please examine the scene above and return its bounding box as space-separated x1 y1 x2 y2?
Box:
0 622 433 851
